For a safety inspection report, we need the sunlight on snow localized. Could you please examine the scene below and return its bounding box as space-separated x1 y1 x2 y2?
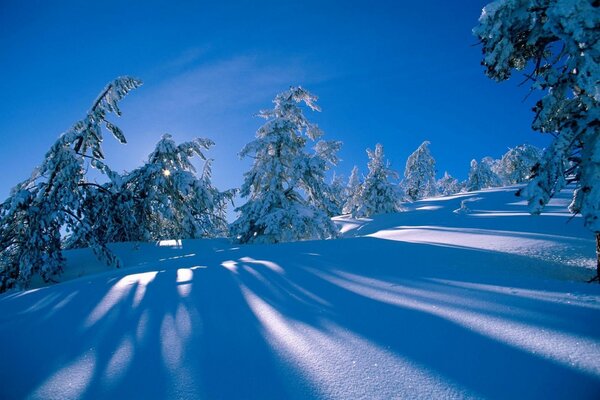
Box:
157 239 182 247
102 335 134 387
415 205 443 211
160 304 193 371
86 271 158 326
310 269 600 377
221 260 239 273
176 268 194 297
469 211 577 217
240 285 469 398
430 279 600 311
332 216 372 234
32 349 96 399
239 256 284 274
366 226 588 265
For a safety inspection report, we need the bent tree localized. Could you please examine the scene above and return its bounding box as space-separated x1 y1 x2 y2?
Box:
474 0 600 281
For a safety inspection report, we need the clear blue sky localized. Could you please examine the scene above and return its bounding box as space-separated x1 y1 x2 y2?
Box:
0 0 547 200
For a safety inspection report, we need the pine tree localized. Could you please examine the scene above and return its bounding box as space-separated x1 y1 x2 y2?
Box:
343 166 362 215
495 144 542 185
474 0 600 281
437 171 461 196
402 141 437 201
354 144 400 217
466 158 501 192
231 87 340 244
0 77 141 291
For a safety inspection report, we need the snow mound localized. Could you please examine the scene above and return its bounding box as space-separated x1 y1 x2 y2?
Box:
1 186 599 399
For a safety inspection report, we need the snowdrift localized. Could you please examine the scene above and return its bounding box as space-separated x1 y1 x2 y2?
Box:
1 187 599 399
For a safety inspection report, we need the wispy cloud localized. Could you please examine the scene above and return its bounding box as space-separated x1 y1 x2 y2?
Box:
133 54 319 123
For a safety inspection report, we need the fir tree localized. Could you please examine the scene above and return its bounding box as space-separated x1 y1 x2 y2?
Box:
474 0 600 280
437 171 461 196
343 166 363 215
354 144 400 217
231 87 340 244
402 141 437 201
323 172 347 217
466 158 502 192
495 144 542 185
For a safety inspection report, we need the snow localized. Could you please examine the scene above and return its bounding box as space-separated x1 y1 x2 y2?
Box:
1 186 600 399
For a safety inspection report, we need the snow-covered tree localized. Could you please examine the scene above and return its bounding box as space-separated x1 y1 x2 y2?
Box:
68 134 234 245
0 77 141 291
474 0 600 281
343 166 363 215
129 134 234 240
495 144 542 184
323 172 346 217
437 171 461 196
402 141 437 201
353 144 400 217
231 87 340 244
466 158 502 192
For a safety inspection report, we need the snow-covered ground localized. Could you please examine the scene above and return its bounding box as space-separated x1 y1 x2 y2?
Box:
1 187 599 399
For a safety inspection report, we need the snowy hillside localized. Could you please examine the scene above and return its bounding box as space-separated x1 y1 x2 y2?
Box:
1 187 599 399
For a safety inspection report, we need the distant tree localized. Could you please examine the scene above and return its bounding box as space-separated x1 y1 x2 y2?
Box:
474 0 600 281
495 144 542 184
437 171 461 196
231 87 340 244
0 77 142 291
354 144 400 217
466 158 502 192
402 141 437 201
343 166 363 215
323 172 346 217
302 140 344 218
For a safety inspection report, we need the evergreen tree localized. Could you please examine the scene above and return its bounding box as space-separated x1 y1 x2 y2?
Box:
68 134 234 245
231 87 340 244
495 144 542 185
402 141 437 201
323 172 346 217
354 144 400 217
437 171 461 196
474 0 600 280
466 158 502 192
343 166 363 215
0 77 141 291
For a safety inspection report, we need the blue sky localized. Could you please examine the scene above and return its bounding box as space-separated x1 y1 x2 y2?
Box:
0 0 547 200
